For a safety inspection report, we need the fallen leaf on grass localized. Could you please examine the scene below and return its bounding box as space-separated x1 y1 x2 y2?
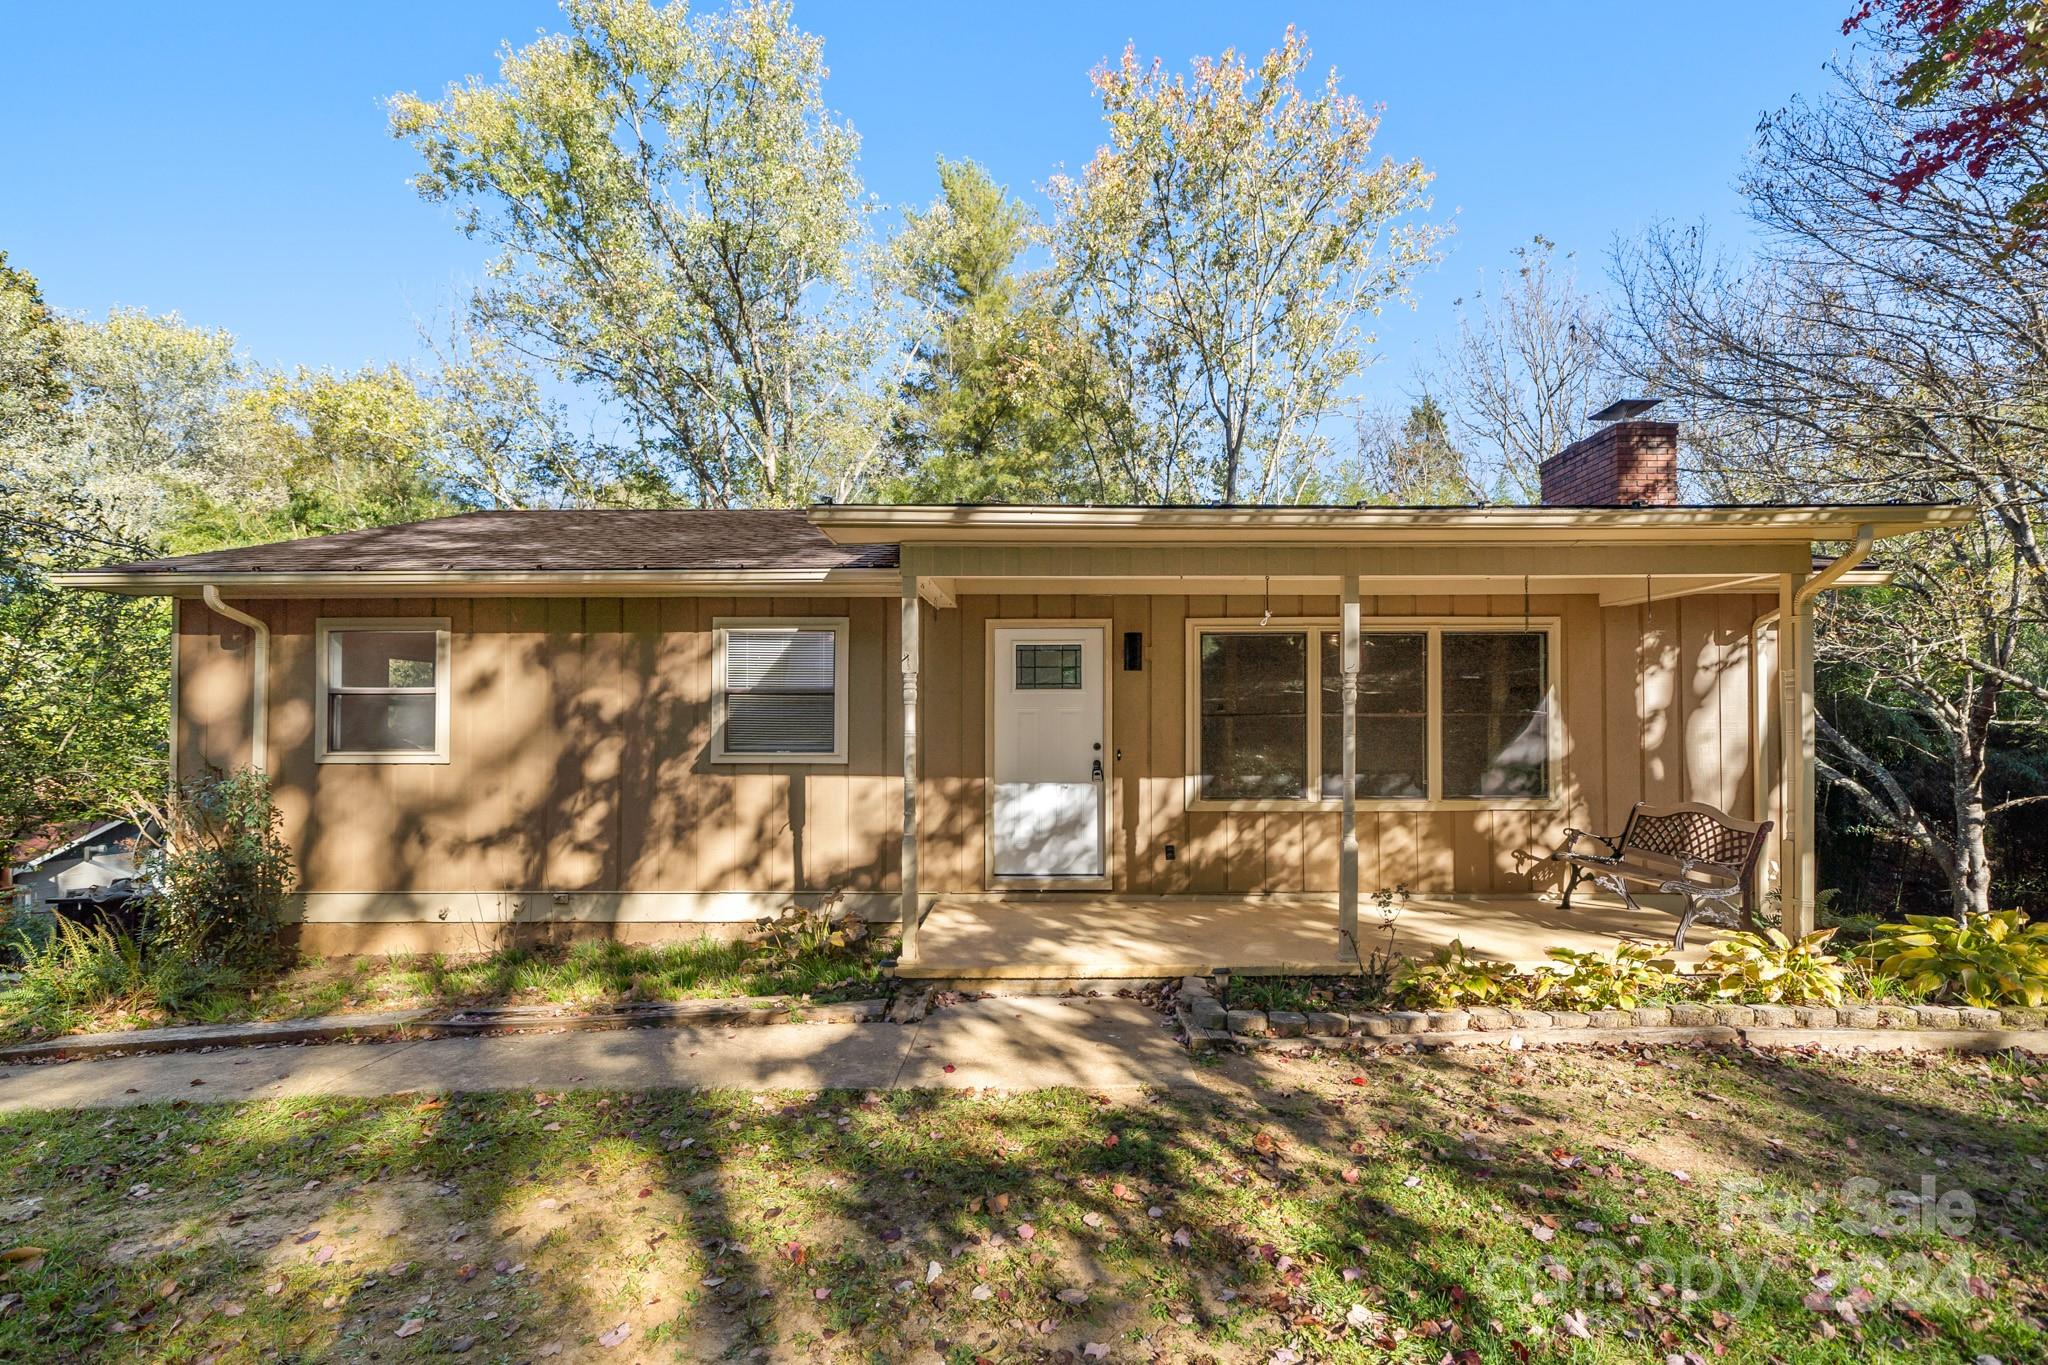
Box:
395 1318 425 1338
1083 1345 1109 1359
0 1247 47 1277
1015 1223 1036 1241
597 1322 631 1348
971 1285 994 1301
1057 1288 1089 1305
1340 1167 1361 1185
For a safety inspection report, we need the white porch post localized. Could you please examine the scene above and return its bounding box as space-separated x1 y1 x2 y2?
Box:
1339 575 1360 958
900 572 922 961
1776 572 1817 937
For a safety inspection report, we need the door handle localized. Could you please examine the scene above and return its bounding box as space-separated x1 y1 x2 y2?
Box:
1091 759 1104 782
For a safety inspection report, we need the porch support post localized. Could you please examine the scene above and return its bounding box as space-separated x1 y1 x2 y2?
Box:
900 572 922 961
1339 574 1360 959
1776 572 1816 937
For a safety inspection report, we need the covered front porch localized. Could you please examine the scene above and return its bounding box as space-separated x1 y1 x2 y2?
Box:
896 891 1724 981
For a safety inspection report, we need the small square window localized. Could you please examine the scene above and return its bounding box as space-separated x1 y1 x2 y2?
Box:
316 619 450 763
1015 643 1081 689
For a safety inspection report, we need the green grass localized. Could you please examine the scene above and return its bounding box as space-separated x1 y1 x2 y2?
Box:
2 1046 2045 1360
0 934 891 1041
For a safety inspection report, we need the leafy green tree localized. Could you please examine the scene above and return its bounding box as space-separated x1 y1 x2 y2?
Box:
1046 28 1444 504
0 264 172 850
172 365 465 547
884 160 1090 503
390 0 892 507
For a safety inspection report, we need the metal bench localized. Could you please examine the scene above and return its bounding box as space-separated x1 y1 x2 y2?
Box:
1546 801 1773 949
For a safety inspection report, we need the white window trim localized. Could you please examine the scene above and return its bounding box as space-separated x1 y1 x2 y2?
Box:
712 617 850 765
314 617 452 765
1183 615 1563 813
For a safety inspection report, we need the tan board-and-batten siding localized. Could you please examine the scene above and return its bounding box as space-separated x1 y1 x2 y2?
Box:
174 590 1771 951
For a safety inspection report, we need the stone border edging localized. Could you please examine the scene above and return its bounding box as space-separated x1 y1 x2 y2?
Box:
0 995 892 1063
1172 977 2048 1055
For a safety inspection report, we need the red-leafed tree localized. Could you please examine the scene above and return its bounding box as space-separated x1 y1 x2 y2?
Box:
1846 1 2048 235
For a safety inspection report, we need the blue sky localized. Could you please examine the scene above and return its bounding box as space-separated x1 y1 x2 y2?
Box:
3 2 1847 413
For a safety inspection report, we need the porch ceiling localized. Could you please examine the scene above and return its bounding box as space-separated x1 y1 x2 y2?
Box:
899 893 1723 981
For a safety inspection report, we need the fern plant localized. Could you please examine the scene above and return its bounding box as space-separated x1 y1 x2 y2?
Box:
1863 912 2048 1008
1702 927 1846 1005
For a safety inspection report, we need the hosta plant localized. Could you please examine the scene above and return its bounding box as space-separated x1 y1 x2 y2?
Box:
1702 928 1846 1005
1392 940 1522 1009
1541 940 1675 1010
1862 911 2048 1008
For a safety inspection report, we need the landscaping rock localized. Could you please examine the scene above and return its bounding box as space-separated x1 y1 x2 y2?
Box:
1667 1003 1718 1028
1187 997 1228 1031
1588 1009 1630 1029
1912 1005 1963 1030
1792 1006 1840 1028
2000 1007 2048 1029
1547 1010 1590 1029
1875 1006 1919 1029
1180 975 1215 999
1306 1011 1349 1037
1350 1013 1397 1038
1426 1009 1471 1033
1958 1007 2002 1030
1629 1006 1673 1028
1708 1004 1756 1027
1506 1009 1553 1030
1463 1007 1512 1031
1746 1005 1798 1029
1842 1007 1881 1029
1383 1011 1431 1035
1226 1010 1268 1037
887 988 932 1025
1266 1010 1308 1039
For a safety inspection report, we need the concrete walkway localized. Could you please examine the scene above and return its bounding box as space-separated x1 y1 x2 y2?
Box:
0 997 1198 1112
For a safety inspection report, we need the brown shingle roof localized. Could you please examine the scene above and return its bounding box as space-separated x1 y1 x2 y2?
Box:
88 509 897 575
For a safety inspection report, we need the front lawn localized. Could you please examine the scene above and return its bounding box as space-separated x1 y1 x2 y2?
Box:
0 931 892 1042
2 1045 2044 1361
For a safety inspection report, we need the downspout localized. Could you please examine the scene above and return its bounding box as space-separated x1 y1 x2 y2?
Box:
201 585 268 774
1795 524 1875 610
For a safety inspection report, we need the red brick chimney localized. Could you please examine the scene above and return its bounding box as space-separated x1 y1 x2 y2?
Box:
1538 401 1678 506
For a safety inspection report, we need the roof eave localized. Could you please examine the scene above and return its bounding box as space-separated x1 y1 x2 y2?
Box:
51 566 905 598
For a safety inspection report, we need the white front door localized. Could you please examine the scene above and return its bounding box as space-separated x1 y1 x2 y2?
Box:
991 626 1107 880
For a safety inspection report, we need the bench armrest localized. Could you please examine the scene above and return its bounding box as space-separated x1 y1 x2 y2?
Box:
1674 855 1741 884
1560 827 1622 857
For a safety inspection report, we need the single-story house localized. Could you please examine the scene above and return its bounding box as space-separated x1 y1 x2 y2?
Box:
58 414 1969 977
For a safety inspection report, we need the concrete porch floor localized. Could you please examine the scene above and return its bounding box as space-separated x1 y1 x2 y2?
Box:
898 892 1723 980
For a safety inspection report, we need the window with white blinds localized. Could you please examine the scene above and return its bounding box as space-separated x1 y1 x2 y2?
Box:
713 619 849 763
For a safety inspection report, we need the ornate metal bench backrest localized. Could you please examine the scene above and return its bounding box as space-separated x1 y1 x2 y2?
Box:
1620 805 1768 876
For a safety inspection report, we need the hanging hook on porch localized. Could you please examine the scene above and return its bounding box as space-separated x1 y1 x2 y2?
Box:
1260 574 1272 627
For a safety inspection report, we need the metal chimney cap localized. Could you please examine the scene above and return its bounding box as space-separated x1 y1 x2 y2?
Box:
1589 398 1663 422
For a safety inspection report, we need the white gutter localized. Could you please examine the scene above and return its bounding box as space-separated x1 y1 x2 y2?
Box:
201 585 268 774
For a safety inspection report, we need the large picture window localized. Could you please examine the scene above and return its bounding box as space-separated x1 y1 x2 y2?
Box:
1197 631 1309 799
316 619 451 764
1189 619 1556 808
714 618 849 763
